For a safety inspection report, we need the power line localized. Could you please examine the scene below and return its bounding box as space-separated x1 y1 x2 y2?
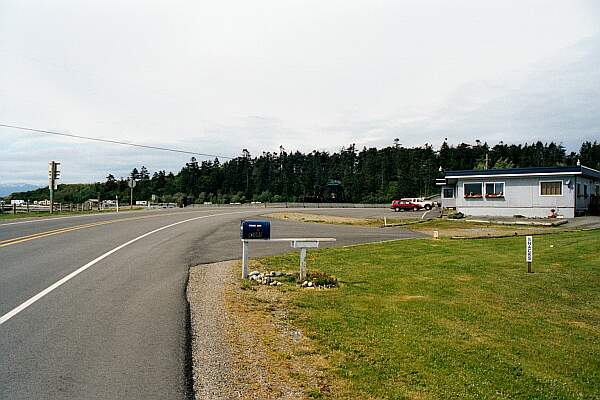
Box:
0 123 235 160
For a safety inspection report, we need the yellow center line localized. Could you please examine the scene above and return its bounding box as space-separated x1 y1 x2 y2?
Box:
0 221 112 245
0 213 190 248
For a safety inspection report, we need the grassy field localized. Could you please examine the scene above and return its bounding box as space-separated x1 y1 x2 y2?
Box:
249 230 600 399
265 211 572 238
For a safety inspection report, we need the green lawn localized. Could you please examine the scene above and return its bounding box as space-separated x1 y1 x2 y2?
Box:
259 231 600 399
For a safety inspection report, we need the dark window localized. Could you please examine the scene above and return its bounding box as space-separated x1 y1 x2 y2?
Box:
464 183 483 197
443 188 454 198
540 181 562 196
485 182 504 196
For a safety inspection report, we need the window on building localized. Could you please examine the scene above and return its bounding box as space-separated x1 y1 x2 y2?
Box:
577 183 581 197
464 183 483 198
485 182 504 197
584 184 588 197
540 181 562 196
443 188 454 199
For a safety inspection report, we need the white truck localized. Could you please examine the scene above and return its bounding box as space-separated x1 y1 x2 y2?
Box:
400 197 434 210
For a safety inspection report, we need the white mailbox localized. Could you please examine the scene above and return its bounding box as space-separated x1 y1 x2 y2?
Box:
291 240 320 249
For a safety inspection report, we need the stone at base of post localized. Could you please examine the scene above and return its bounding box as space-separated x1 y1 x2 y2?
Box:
242 240 249 279
299 247 307 281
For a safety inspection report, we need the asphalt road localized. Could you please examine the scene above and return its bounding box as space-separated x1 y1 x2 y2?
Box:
0 207 420 399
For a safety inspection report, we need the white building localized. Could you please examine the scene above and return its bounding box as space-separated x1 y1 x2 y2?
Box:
437 165 600 218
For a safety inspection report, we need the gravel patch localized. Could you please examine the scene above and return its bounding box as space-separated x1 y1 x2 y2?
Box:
187 261 239 399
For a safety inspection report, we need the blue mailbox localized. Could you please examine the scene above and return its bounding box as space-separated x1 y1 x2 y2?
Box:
240 220 271 240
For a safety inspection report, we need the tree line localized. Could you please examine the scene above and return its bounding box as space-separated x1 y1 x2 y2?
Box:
7 140 600 205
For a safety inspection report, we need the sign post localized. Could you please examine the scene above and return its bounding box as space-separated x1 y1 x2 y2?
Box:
128 179 136 209
526 235 533 273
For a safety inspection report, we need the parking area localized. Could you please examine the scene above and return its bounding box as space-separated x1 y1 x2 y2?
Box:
566 216 600 229
284 207 442 220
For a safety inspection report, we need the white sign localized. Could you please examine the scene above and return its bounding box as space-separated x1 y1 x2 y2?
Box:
526 236 533 262
128 179 137 188
291 240 320 248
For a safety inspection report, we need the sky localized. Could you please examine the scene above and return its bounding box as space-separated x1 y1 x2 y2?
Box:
1 0 599 185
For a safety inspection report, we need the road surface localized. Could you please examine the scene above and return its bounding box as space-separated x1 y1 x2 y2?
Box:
0 207 420 399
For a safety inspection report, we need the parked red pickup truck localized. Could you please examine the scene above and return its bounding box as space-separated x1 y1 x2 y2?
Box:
390 200 421 212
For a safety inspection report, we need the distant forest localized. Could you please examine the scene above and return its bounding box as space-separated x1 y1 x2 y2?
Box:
7 140 600 205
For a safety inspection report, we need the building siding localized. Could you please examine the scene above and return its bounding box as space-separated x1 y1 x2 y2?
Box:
454 175 575 218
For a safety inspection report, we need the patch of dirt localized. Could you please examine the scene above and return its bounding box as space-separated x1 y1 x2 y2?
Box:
188 260 349 399
264 212 374 226
397 295 428 301
410 226 553 238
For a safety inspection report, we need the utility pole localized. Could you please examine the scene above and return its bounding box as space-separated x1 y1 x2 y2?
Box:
48 161 60 214
242 148 250 195
485 153 489 170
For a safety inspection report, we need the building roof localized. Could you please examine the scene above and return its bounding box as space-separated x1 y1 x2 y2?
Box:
439 165 600 183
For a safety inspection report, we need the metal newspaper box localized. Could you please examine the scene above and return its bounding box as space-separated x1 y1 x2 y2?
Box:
240 220 271 240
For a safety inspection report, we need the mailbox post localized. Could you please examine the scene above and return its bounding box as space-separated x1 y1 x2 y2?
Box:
242 240 249 279
291 240 320 281
240 220 271 279
239 220 336 281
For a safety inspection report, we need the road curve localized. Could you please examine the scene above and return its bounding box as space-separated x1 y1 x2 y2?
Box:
0 207 419 399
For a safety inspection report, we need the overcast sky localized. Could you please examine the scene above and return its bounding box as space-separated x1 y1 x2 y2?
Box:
1 0 599 185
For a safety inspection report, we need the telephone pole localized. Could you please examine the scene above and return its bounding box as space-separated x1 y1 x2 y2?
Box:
48 161 60 213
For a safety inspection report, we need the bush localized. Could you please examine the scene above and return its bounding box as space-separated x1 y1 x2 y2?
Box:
307 270 337 286
447 211 464 219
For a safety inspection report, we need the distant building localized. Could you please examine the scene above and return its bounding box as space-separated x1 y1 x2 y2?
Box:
437 165 600 218
10 199 25 206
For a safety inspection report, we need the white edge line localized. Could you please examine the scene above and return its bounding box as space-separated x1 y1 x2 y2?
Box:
0 210 250 326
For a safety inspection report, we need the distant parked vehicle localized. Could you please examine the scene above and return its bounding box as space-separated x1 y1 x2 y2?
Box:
391 200 421 212
401 197 433 210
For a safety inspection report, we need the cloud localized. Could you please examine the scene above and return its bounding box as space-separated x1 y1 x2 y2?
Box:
348 34 600 151
1 1 599 184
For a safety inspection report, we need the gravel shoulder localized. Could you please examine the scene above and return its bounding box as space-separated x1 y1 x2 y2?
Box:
187 261 238 399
